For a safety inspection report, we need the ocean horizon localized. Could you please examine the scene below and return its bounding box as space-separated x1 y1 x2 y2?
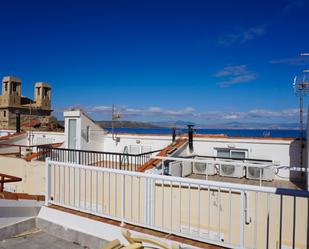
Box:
106 127 303 138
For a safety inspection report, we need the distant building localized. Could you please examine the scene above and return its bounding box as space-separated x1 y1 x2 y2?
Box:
0 76 54 130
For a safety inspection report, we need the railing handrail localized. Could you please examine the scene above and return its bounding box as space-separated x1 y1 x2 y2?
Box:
38 146 161 157
46 159 309 197
152 155 276 168
180 154 273 163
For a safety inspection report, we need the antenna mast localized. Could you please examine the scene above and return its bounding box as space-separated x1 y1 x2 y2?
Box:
293 53 309 170
111 104 121 142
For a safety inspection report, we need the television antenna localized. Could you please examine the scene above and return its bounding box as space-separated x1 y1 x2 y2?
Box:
293 53 309 170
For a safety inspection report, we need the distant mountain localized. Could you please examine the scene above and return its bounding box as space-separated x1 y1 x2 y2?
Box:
197 122 300 130
58 119 300 130
150 121 300 130
151 120 195 128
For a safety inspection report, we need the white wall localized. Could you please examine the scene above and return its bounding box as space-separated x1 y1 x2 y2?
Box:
179 137 302 180
80 112 105 151
103 134 172 153
64 110 105 151
30 131 64 145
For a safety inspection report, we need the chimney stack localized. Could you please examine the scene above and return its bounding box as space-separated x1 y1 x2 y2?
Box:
172 127 176 142
187 125 194 152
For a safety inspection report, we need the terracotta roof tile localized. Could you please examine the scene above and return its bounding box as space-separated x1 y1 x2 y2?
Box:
137 139 187 172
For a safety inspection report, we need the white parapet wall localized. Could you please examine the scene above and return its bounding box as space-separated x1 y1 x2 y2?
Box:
30 131 64 145
103 133 172 153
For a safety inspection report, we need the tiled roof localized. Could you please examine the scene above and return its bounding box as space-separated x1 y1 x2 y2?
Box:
21 119 41 128
0 192 44 201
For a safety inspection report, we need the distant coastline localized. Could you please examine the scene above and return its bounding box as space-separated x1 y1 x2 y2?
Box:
58 119 300 130
105 127 302 138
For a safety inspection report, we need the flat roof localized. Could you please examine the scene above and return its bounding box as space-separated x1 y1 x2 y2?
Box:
0 230 83 249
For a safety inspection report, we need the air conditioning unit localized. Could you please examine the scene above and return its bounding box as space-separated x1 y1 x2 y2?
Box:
129 145 140 154
246 166 274 181
220 163 244 178
168 161 182 177
193 158 216 176
181 161 192 177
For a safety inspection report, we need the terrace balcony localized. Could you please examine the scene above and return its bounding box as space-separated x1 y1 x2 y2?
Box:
36 146 309 249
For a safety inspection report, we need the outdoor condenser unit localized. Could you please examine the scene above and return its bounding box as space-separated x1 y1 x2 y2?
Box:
219 162 244 178
193 157 216 176
246 166 274 181
181 161 193 177
168 161 182 177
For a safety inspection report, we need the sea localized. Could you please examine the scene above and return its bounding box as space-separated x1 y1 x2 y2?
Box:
106 128 303 138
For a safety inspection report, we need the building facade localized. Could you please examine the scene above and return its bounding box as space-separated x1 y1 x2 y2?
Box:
0 76 52 130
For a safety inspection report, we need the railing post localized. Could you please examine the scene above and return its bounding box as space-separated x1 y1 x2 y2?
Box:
121 174 125 226
45 157 51 206
240 190 245 248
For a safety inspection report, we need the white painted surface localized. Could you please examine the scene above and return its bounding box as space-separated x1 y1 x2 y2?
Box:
103 134 171 153
64 110 105 151
0 130 64 147
180 137 302 179
31 131 64 145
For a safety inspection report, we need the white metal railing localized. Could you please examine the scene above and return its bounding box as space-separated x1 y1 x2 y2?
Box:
45 158 309 249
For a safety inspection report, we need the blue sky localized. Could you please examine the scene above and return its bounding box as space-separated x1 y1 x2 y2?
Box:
0 0 309 124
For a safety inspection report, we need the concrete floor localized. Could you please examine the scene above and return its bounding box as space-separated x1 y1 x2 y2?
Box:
0 230 84 249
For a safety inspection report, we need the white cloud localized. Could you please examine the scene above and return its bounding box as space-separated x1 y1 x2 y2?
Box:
217 1 305 47
214 65 257 87
91 106 196 117
218 26 266 45
280 0 305 14
89 105 299 122
270 56 309 66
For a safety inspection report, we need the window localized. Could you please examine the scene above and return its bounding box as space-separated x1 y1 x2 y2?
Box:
43 88 48 98
216 149 230 158
231 150 246 159
37 87 40 96
216 148 246 159
4 83 7 92
68 119 77 149
3 111 6 117
12 83 16 92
